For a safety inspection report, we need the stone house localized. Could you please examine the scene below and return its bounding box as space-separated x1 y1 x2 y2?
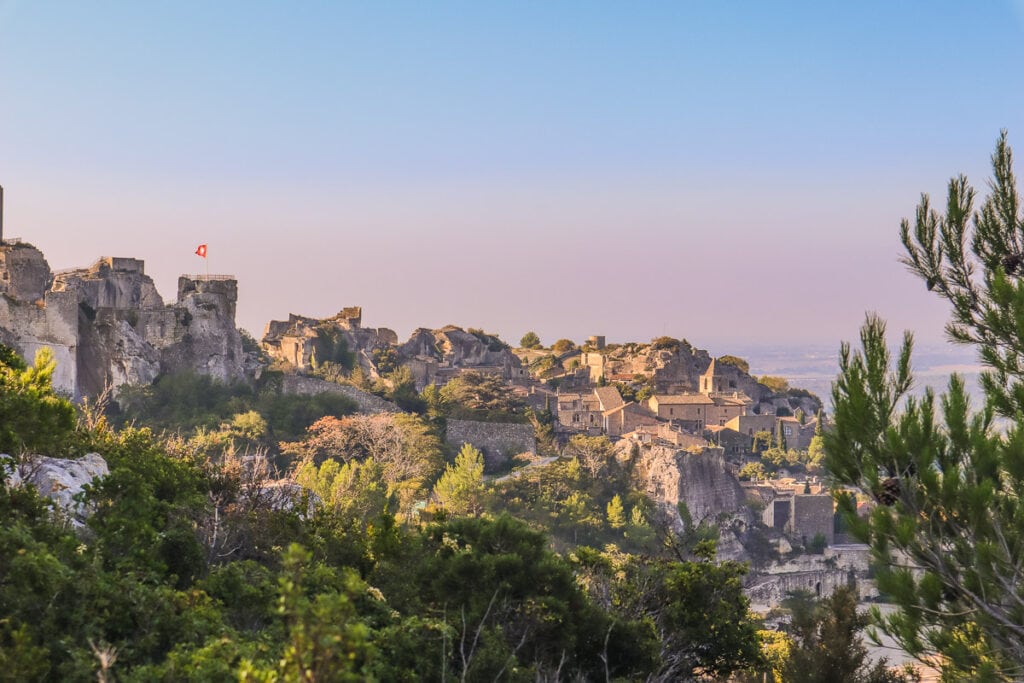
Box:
704 425 750 457
649 392 750 431
555 386 660 438
699 358 743 394
706 394 750 427
778 416 819 451
725 414 778 438
603 402 660 437
648 393 715 428
555 391 603 434
760 484 835 546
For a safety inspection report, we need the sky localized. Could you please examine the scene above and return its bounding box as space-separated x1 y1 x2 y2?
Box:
2 2 1023 355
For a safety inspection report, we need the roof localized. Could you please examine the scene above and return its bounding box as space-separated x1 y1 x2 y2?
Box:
652 393 715 405
593 386 625 411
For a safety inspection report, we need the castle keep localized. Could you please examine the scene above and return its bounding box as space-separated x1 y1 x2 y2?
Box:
0 242 244 398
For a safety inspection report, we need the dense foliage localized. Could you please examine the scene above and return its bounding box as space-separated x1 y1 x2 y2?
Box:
827 132 1024 680
0 343 791 681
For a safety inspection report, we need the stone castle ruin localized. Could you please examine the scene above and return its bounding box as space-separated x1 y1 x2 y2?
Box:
261 312 525 390
0 240 244 398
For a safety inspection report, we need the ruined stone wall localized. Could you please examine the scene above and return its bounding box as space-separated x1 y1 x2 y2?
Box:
0 246 80 394
158 277 244 384
445 418 536 472
0 243 50 301
791 494 835 545
746 568 856 606
280 374 400 414
0 244 249 398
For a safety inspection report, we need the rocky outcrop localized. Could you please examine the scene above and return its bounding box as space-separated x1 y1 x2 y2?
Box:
0 243 80 391
635 443 748 523
398 326 523 389
585 341 769 402
261 309 395 374
2 452 109 526
0 246 248 398
262 313 524 391
632 442 752 560
157 277 244 383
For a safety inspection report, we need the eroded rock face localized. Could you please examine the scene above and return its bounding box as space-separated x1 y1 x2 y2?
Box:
261 309 394 373
158 278 244 383
632 442 752 560
589 342 768 402
262 313 524 391
636 444 748 522
3 453 109 526
0 248 248 398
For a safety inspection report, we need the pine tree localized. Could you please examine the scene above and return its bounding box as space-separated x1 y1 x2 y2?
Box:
606 494 626 529
432 443 486 516
827 132 1024 680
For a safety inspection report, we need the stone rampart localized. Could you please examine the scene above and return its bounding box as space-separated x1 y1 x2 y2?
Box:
746 568 857 606
280 374 401 414
445 418 536 472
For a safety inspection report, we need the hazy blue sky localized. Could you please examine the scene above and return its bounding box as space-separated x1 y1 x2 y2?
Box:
2 2 1023 352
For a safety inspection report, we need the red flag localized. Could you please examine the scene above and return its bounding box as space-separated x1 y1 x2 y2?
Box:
195 244 207 258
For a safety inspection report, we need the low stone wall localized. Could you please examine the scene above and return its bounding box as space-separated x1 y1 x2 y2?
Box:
446 419 536 472
746 568 855 606
280 374 401 414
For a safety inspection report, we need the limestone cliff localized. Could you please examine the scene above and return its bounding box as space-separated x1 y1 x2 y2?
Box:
631 442 753 560
0 244 248 398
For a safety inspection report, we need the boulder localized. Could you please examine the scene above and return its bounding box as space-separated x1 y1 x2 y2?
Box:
3 452 109 525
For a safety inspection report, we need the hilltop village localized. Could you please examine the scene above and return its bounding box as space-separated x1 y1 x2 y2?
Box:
0 241 871 609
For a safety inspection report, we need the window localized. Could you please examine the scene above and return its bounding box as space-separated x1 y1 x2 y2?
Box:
670 408 674 416
784 426 793 436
